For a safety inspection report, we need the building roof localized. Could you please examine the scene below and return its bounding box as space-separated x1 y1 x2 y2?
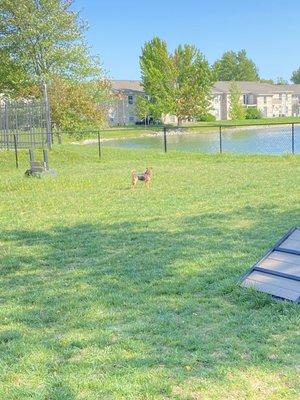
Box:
277 84 300 94
111 80 143 92
212 81 293 95
111 79 299 96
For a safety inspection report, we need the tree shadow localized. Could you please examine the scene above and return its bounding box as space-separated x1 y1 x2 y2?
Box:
1 205 299 397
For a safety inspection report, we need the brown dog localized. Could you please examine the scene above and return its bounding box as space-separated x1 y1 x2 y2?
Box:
131 167 153 189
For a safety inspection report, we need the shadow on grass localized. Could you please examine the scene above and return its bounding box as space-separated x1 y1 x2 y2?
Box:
0 205 299 397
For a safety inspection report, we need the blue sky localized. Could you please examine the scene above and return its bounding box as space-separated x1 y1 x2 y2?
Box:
73 0 299 82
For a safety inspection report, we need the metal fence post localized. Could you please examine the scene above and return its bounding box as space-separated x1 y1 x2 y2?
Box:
43 149 49 170
292 123 295 155
29 149 35 162
97 131 101 158
13 134 18 168
4 101 9 149
163 126 167 153
219 126 223 154
43 82 52 150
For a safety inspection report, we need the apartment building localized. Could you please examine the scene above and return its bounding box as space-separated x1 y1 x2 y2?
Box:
211 81 294 119
280 84 300 116
109 80 177 125
108 80 143 125
109 80 299 125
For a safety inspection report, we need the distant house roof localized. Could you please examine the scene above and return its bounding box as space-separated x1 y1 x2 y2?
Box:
111 80 299 96
111 80 143 93
212 81 293 95
277 84 300 94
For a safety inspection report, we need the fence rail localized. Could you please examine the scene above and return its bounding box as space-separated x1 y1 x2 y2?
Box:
162 123 299 155
54 123 300 158
0 98 51 150
106 122 299 156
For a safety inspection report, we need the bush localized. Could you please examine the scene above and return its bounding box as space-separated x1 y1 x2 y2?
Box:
197 113 216 122
245 107 263 119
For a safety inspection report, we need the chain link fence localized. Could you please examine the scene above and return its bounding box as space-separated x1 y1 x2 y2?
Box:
100 123 299 155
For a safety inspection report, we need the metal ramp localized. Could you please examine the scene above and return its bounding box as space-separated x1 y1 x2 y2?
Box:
241 227 300 303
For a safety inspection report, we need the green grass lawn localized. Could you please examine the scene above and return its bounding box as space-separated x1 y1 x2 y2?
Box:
185 116 300 127
0 145 299 399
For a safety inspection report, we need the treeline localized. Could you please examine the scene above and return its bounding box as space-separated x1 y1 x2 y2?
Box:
0 0 111 136
137 38 264 123
1 1 299 132
137 37 299 123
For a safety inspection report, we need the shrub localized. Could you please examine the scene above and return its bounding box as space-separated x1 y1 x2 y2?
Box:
245 107 263 119
197 113 216 122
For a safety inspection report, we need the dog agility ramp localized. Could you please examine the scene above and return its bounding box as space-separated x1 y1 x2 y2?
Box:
241 227 300 303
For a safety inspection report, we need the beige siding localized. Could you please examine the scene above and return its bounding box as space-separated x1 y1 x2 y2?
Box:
109 80 298 124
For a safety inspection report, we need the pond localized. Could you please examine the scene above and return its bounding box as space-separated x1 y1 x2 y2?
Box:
102 125 300 155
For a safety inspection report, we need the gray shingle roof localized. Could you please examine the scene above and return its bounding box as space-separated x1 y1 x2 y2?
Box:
111 80 299 95
277 84 300 94
212 81 293 95
111 80 143 92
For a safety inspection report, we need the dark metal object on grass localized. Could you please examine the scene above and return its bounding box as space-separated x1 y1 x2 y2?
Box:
25 149 57 178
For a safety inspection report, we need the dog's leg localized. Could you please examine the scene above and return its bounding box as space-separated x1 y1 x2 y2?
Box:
131 177 137 189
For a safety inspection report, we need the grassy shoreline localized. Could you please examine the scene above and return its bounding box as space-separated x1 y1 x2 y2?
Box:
62 117 300 142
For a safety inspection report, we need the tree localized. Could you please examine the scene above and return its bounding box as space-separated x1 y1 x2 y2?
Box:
49 78 111 135
135 95 151 121
140 37 214 124
229 83 245 120
140 37 176 119
260 78 274 84
213 50 259 81
172 44 214 124
0 1 111 135
0 0 101 83
276 77 288 85
291 68 300 84
0 48 28 92
19 77 112 136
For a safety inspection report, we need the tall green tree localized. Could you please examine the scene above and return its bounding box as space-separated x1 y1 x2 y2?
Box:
229 82 245 120
140 37 214 124
291 67 300 84
213 50 259 81
0 0 111 133
172 44 213 123
135 95 151 121
0 48 27 92
0 0 101 83
140 37 175 120
20 76 112 135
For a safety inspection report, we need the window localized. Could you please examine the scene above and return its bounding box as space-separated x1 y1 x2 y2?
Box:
129 116 135 122
128 95 134 105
